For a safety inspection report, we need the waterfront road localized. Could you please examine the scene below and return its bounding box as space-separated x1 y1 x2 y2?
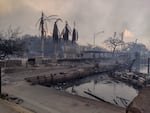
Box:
3 81 125 113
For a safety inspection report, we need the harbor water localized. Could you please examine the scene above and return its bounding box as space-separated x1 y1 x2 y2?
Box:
54 65 147 108
55 74 138 108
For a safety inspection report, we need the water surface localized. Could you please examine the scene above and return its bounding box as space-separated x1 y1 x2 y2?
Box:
58 74 138 108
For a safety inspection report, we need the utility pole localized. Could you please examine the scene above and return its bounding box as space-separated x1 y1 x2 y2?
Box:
93 31 104 58
148 58 150 74
93 33 96 49
93 31 104 49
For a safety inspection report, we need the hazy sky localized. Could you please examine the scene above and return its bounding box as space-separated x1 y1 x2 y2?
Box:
0 0 150 47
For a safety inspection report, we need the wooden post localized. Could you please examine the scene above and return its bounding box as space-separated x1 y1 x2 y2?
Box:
0 67 1 96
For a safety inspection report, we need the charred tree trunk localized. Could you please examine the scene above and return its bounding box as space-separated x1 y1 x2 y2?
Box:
41 12 45 57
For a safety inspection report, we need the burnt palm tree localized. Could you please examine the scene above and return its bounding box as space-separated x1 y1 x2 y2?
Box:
72 22 78 44
61 21 71 42
36 12 57 57
61 21 71 58
52 18 63 57
52 18 63 44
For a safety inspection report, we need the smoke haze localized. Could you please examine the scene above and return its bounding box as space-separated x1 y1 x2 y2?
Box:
0 0 150 47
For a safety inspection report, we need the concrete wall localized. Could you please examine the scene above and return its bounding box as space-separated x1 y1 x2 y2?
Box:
0 60 22 67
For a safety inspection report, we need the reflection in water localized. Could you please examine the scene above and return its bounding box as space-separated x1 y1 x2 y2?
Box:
53 64 147 108
61 74 138 108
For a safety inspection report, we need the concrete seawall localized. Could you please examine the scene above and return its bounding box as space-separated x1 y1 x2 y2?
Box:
25 65 115 85
126 86 150 113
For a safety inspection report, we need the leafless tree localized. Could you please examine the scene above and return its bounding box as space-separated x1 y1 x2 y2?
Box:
0 27 24 59
104 32 124 55
6 26 21 39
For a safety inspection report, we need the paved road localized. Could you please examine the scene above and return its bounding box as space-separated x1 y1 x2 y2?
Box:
0 98 33 113
3 81 125 113
0 100 18 113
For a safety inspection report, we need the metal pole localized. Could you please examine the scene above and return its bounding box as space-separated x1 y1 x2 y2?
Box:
93 31 104 49
93 34 96 59
93 33 95 49
148 58 150 74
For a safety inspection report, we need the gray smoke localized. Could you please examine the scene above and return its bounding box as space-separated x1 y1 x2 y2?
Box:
0 0 150 47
